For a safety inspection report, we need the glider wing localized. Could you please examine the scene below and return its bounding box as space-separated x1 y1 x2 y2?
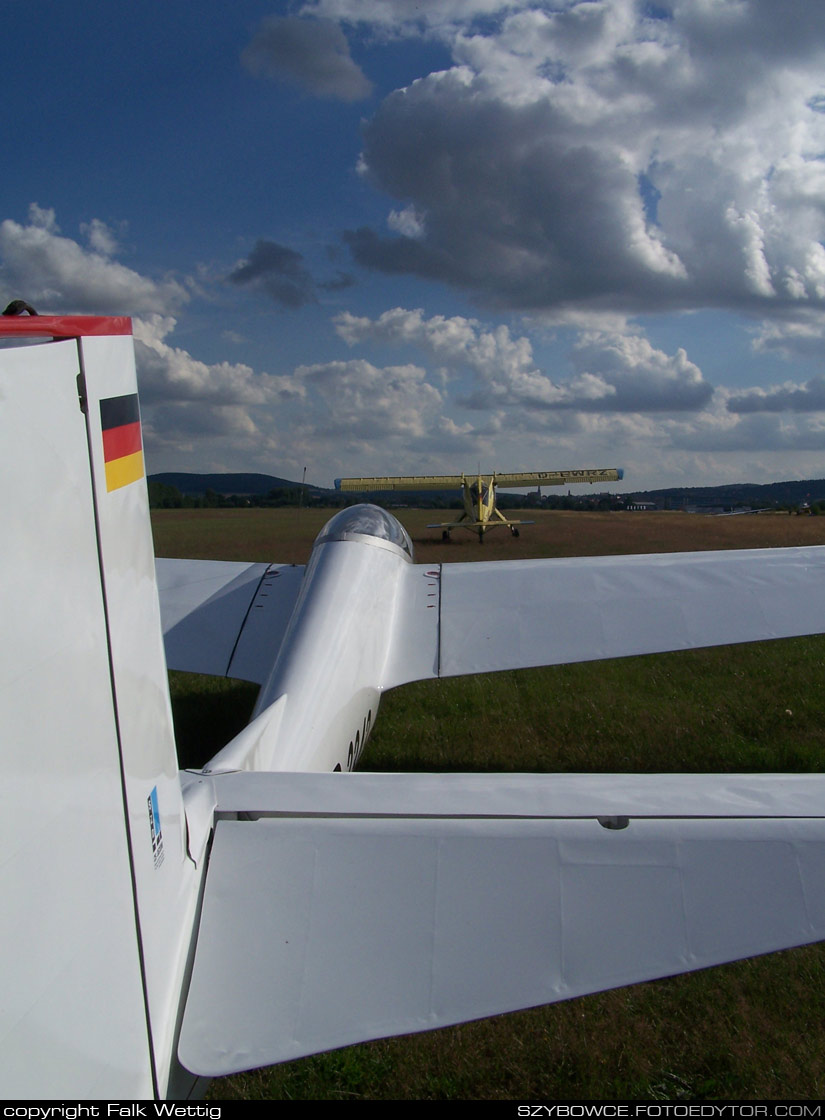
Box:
156 558 305 683
422 546 825 681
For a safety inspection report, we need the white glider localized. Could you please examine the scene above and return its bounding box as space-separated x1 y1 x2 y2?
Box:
2 316 825 1099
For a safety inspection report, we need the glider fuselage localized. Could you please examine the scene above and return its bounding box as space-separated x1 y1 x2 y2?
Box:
203 506 418 775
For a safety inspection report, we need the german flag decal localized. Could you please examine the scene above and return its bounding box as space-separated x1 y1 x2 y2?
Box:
100 393 144 492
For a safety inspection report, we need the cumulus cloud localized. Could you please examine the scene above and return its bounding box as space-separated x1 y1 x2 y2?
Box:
146 402 261 442
133 315 304 406
387 206 426 239
346 65 689 310
336 306 483 360
80 218 120 258
727 376 825 414
128 315 322 476
334 306 713 412
327 1 825 318
295 358 443 439
130 302 825 479
304 0 512 37
242 16 372 101
0 205 187 315
751 312 825 359
669 409 825 453
570 331 713 412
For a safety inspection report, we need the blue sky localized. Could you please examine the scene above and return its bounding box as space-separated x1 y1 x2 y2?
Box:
5 0 825 491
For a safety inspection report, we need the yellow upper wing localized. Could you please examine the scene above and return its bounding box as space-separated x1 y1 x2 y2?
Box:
336 475 466 491
493 468 623 487
336 468 623 492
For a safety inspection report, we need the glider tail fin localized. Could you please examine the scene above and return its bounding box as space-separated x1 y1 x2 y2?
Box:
0 319 196 1098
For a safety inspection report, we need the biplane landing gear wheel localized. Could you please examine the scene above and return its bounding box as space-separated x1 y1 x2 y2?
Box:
442 530 451 542
510 526 520 537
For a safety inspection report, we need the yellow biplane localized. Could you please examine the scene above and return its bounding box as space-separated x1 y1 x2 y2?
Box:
335 468 624 542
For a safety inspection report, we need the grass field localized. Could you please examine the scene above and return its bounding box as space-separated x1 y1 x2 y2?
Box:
152 507 825 1101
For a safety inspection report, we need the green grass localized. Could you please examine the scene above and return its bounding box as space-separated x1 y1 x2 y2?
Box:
169 671 258 769
206 949 825 1101
154 509 825 1100
364 637 825 774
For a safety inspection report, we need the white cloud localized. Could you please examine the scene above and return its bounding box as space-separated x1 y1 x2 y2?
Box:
727 376 825 414
752 312 825 358
27 204 59 233
13 0 825 497
294 358 443 439
129 316 310 475
333 0 825 320
387 206 426 238
669 408 825 453
0 205 187 315
135 309 825 484
81 218 120 258
336 306 481 359
134 315 304 407
304 0 515 37
334 306 713 412
570 330 713 411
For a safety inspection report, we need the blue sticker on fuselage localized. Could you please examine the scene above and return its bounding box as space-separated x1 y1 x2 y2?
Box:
148 786 165 870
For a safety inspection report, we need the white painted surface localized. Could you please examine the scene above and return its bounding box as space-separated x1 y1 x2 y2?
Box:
383 562 441 687
160 543 825 701
81 335 204 1096
157 558 307 682
228 564 306 683
438 548 825 676
0 337 152 1097
219 513 418 773
179 790 825 1075
202 769 825 820
156 558 268 676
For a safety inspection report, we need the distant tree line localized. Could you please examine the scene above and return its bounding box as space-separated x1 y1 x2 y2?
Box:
148 480 631 512
148 479 823 515
148 481 331 509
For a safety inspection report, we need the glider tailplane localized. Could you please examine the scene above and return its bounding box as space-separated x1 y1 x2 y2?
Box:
178 770 825 1076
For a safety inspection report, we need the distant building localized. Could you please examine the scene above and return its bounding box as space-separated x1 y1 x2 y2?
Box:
627 500 657 511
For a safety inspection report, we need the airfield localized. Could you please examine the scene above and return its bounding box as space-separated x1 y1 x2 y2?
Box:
151 507 825 1101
